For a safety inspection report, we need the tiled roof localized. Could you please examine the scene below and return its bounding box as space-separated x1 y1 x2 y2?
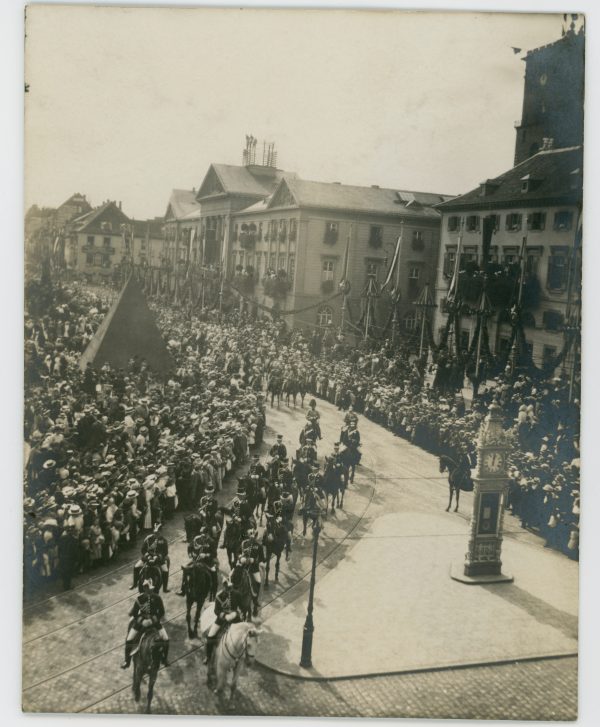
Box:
165 189 201 220
278 178 452 218
197 164 298 200
437 146 583 211
70 201 130 232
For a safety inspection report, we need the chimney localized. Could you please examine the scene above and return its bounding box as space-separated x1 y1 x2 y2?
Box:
118 201 122 210
541 137 554 151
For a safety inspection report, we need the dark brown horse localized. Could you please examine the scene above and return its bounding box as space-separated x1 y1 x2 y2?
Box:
439 454 473 512
262 515 289 588
132 628 165 714
185 562 213 639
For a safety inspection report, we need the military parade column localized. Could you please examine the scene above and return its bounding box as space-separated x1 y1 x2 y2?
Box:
451 401 514 584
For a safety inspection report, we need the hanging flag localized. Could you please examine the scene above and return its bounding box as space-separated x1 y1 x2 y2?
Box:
446 235 463 303
381 231 402 292
52 235 61 255
340 228 351 283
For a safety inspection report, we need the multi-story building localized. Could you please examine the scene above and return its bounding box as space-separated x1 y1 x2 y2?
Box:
25 193 92 265
513 18 584 165
231 177 452 330
65 201 162 282
163 189 202 268
195 151 297 271
432 145 582 371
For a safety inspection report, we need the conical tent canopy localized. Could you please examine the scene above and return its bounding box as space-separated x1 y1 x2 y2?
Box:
79 276 175 374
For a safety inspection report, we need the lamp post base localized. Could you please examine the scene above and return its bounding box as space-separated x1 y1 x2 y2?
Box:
450 561 513 584
299 618 314 668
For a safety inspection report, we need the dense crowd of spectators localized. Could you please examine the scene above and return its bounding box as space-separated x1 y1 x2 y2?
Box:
23 279 580 597
23 283 266 593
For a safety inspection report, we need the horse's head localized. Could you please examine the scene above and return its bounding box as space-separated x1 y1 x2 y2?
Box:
438 456 447 473
245 623 263 664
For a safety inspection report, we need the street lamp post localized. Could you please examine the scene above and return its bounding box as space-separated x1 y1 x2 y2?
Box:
299 508 321 668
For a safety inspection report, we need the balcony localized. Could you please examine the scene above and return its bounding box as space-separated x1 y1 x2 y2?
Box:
263 270 291 298
81 244 115 254
456 265 541 310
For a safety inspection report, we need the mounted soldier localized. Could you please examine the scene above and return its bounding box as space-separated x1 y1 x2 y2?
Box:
176 529 218 600
121 576 169 670
130 523 170 593
238 526 264 617
306 399 322 440
204 577 242 665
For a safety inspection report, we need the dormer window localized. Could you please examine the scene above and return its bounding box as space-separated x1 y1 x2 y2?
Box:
479 180 500 196
520 174 541 193
100 221 112 232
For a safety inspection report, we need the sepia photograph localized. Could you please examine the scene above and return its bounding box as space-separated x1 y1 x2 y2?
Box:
17 1 592 721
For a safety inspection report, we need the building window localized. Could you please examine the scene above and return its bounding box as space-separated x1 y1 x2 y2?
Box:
289 219 297 242
489 214 501 231
257 222 263 241
447 216 461 232
553 210 573 231
403 310 418 331
412 230 425 251
443 249 456 277
365 260 380 280
278 219 287 242
322 259 335 281
269 253 276 271
505 213 523 232
466 215 480 232
369 225 383 248
86 253 93 265
233 224 238 242
542 345 557 370
94 253 103 266
87 235 95 246
288 254 295 280
324 221 339 245
542 310 564 331
317 306 333 327
408 266 420 280
102 256 111 268
528 212 546 231
503 248 519 265
103 237 111 248
141 239 147 250
547 248 568 290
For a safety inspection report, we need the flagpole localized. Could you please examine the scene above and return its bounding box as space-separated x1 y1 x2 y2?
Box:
391 221 404 346
340 224 352 333
418 282 428 358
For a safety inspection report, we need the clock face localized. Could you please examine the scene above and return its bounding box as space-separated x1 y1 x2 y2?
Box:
483 451 504 474
539 72 548 86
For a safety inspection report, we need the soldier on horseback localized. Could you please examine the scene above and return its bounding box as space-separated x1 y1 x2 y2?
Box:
299 435 318 464
176 529 218 599
238 527 264 616
343 405 359 429
306 399 322 440
130 524 170 593
341 421 361 483
269 434 288 461
199 483 219 521
302 464 326 535
121 576 169 669
204 577 241 665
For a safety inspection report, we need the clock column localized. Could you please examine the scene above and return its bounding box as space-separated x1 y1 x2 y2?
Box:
451 401 514 584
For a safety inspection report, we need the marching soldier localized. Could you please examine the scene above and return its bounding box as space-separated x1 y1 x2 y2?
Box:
121 576 169 669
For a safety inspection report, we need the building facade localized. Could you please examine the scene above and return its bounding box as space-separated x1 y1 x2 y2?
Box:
231 177 451 331
432 145 582 371
65 201 163 282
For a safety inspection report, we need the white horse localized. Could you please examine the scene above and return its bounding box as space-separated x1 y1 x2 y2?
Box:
210 622 261 701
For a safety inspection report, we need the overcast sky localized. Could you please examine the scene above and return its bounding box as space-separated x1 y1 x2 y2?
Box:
25 6 567 219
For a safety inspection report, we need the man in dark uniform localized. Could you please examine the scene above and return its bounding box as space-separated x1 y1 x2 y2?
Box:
300 435 318 464
199 483 219 521
248 453 267 480
176 528 218 598
302 465 326 535
204 578 241 664
57 524 79 591
269 434 287 461
343 421 362 482
239 527 264 616
121 577 169 669
130 523 170 592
